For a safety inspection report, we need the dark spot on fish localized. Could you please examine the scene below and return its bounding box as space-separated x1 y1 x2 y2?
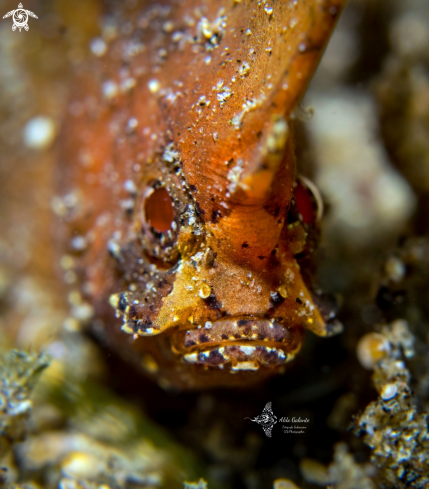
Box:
258 256 266 260
207 349 225 365
127 305 137 317
118 294 128 312
273 329 285 342
158 278 166 288
242 241 249 248
270 291 284 305
194 201 205 219
296 297 303 304
204 292 222 311
221 334 229 340
211 209 222 223
199 333 211 343
138 322 153 333
237 319 250 327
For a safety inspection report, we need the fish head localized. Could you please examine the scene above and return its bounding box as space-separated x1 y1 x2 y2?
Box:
55 0 345 389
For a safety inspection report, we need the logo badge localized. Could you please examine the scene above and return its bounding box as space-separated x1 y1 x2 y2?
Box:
2 3 38 32
245 402 278 437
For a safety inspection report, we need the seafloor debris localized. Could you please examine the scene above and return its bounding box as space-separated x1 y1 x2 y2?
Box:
2 362 202 489
183 480 208 489
354 321 429 489
0 350 49 459
0 344 201 489
326 443 375 489
272 479 300 489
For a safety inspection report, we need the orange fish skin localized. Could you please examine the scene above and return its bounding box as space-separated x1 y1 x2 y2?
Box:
55 0 345 390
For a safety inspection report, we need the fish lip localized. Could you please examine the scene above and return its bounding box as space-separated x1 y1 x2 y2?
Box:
171 317 304 359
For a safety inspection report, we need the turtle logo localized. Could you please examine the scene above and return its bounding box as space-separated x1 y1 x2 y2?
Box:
245 402 278 437
3 3 38 32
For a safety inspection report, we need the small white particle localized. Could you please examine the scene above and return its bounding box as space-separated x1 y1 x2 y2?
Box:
231 361 258 371
127 118 138 130
381 383 398 400
163 21 174 33
90 37 107 57
172 31 183 43
124 179 137 194
239 61 250 77
102 80 118 100
23 116 56 149
148 79 160 94
71 236 87 250
240 346 256 355
184 353 198 363
120 77 136 93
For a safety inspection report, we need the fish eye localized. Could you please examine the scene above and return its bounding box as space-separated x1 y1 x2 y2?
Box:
144 186 175 233
140 181 180 265
293 175 324 225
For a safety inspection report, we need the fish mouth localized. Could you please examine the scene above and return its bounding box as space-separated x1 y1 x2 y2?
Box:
172 318 304 371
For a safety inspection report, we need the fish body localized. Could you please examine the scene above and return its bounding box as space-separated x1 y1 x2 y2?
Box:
56 0 345 389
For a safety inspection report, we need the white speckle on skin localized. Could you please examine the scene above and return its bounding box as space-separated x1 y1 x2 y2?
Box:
231 361 259 371
239 61 250 77
381 383 398 400
184 352 198 363
102 80 118 100
71 236 87 250
23 116 56 149
240 346 256 355
90 37 107 57
120 77 136 93
163 21 174 33
127 118 138 131
148 79 160 94
108 240 121 257
124 180 137 194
